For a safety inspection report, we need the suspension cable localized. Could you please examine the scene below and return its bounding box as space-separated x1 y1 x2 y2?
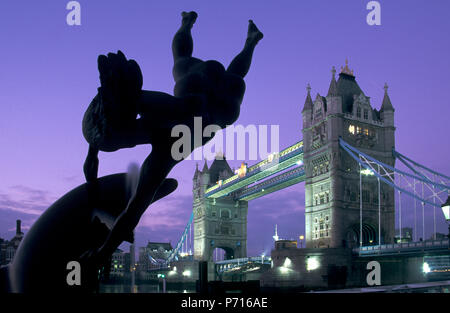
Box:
433 174 436 240
422 182 425 241
414 178 417 242
398 190 402 241
360 162 363 248
378 163 381 247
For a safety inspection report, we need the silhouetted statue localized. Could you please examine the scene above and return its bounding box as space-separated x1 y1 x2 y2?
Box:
1 11 263 293
81 12 263 267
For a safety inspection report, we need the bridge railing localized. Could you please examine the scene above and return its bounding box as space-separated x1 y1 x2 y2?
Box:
215 256 272 274
204 141 303 197
353 239 449 255
215 256 272 266
236 166 305 200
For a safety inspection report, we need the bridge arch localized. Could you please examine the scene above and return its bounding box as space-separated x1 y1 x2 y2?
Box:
210 245 235 262
344 223 378 248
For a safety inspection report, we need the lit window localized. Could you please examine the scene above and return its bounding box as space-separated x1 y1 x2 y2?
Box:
364 128 369 136
348 125 355 134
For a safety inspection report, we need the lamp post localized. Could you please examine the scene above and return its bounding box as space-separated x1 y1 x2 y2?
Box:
441 196 450 247
299 235 304 248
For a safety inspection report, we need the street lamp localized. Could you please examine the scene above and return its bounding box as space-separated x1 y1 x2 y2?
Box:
441 196 450 246
299 235 304 248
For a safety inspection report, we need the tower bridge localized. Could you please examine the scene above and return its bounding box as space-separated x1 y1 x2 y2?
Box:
157 61 450 287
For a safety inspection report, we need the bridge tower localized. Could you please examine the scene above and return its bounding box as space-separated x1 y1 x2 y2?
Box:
192 155 248 261
302 61 396 248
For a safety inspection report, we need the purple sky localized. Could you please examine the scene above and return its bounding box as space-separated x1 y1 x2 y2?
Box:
0 1 449 256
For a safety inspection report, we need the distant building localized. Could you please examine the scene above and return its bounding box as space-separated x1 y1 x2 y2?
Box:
0 238 6 265
109 248 127 277
395 227 413 243
0 220 24 266
431 232 448 241
138 242 173 272
124 250 131 273
275 240 298 250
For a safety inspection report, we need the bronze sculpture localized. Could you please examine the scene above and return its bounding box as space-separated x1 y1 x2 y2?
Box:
81 11 263 267
2 11 263 292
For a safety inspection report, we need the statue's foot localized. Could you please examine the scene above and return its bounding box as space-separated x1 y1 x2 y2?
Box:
181 11 198 28
247 20 264 45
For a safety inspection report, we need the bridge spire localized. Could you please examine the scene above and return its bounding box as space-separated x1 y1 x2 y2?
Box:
202 159 209 172
340 58 354 76
381 82 394 112
327 66 338 96
193 162 200 179
302 83 313 113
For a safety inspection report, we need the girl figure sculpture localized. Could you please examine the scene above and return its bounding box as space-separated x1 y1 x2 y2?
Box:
82 11 263 263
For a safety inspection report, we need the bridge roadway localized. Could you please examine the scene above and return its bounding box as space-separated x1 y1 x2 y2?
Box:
354 239 449 256
204 141 303 199
236 166 305 201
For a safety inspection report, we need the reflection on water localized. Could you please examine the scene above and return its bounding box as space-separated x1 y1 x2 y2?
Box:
99 283 195 293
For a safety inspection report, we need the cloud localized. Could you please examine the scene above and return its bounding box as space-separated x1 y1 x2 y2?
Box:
7 224 31 232
137 193 193 229
0 185 57 216
0 209 39 239
0 193 46 216
62 175 80 183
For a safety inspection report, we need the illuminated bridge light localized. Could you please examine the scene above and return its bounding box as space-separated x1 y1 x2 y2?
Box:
423 262 431 274
360 168 374 176
182 270 191 277
306 257 320 271
283 257 292 268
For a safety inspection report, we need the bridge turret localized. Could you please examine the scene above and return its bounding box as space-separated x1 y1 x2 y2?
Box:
201 160 210 186
193 162 200 180
302 83 313 129
326 66 343 115
380 83 395 127
302 61 396 249
327 66 338 97
192 157 248 262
